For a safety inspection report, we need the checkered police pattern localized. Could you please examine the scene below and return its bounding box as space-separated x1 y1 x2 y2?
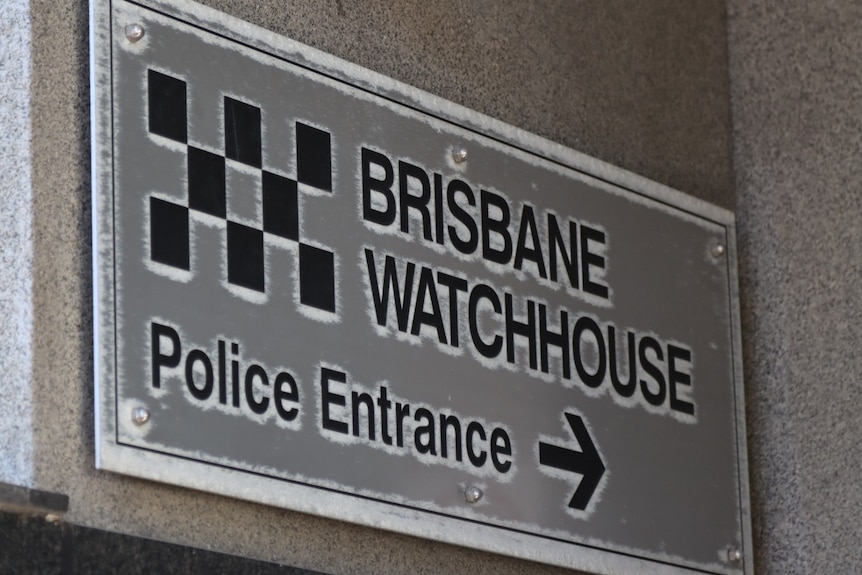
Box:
146 69 336 313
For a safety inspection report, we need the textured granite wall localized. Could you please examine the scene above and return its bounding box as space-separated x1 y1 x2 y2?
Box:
6 1 744 574
0 0 34 487
728 2 862 573
0 510 323 574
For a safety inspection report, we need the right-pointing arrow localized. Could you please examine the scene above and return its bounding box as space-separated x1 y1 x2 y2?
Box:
539 412 606 511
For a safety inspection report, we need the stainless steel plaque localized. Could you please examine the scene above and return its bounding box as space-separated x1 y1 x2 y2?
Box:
91 1 753 573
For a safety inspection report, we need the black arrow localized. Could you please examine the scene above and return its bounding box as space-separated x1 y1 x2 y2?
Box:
539 412 606 511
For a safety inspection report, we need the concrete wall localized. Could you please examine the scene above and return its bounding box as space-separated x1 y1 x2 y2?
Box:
3 0 860 573
728 2 862 573
0 0 34 488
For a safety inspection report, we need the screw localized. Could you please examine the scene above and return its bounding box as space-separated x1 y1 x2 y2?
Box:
125 23 145 43
465 485 483 504
131 406 150 426
45 514 61 525
452 147 468 164
727 547 742 564
711 243 726 258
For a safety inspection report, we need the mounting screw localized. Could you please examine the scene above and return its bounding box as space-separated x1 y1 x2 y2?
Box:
711 243 726 258
452 147 468 164
45 514 61 525
464 485 483 504
131 406 150 426
125 23 145 43
727 547 742 564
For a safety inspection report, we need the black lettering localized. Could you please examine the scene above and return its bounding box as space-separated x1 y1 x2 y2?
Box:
398 161 433 241
490 428 512 473
185 349 214 400
230 342 240 408
468 284 503 358
244 364 270 415
548 214 578 288
446 179 478 254
395 401 411 448
377 386 393 445
580 225 609 299
433 173 445 245
217 339 227 404
414 408 436 455
639 336 666 406
437 271 468 348
351 391 376 440
573 317 606 388
466 422 487 467
513 205 547 278
504 294 537 370
321 367 348 434
274 372 299 421
365 249 415 331
668 345 695 415
439 414 463 461
410 266 447 344
608 326 637 398
539 304 571 379
151 322 181 389
361 147 396 226
481 189 512 264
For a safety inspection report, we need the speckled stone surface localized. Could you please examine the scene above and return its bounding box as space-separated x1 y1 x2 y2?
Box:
0 510 325 575
0 0 34 487
14 0 740 574
728 1 862 573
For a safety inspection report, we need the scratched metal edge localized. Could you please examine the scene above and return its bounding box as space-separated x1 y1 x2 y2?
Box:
88 1 752 574
91 0 118 472
724 228 754 575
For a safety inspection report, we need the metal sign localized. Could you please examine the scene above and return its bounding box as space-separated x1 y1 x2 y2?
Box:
91 1 752 574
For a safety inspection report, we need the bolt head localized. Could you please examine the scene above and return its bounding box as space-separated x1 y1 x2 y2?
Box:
727 547 742 564
131 406 150 426
452 147 468 164
464 485 483 504
125 23 145 43
711 244 726 258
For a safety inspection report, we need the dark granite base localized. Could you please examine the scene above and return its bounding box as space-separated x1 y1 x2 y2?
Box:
0 510 325 575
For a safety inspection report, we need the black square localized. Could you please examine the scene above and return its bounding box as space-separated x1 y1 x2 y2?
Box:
150 198 189 269
262 171 298 240
188 147 226 218
224 97 262 168
299 243 335 312
148 70 187 143
227 221 265 292
296 122 332 191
